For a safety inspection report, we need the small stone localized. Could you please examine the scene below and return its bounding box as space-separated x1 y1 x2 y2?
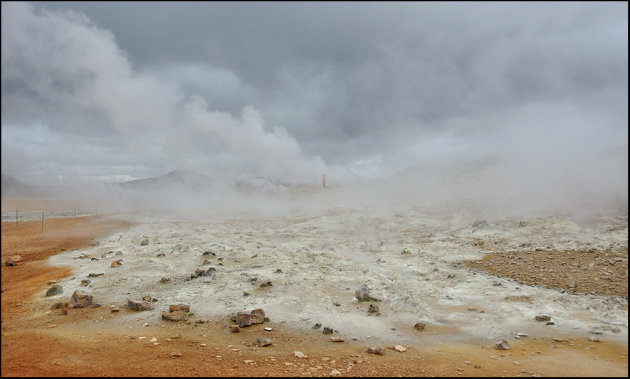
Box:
59 309 67 315
140 238 149 246
81 279 91 287
312 323 322 329
322 327 333 335
111 307 120 312
535 315 551 322
230 325 240 333
127 299 152 311
171 350 182 357
5 259 16 267
250 308 265 324
330 369 341 376
394 345 406 352
253 338 273 347
366 346 385 355
243 359 254 364
46 284 63 297
401 248 412 255
495 340 511 350
159 277 170 284
589 336 600 342
294 351 307 358
162 310 188 322
264 327 272 331
110 260 122 268
156 253 166 257
368 304 379 313
88 273 104 277
200 343 206 347
143 323 149 327
414 323 426 331
51 302 66 309
331 337 344 342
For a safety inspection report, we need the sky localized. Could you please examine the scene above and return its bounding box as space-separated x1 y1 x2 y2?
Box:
1 1 628 187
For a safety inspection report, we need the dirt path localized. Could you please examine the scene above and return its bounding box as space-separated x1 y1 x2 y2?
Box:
1 213 627 377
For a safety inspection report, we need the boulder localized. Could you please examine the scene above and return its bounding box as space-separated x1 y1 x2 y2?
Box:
71 290 93 308
46 284 63 296
236 313 251 327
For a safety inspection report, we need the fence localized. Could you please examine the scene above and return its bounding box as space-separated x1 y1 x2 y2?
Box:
1 206 98 230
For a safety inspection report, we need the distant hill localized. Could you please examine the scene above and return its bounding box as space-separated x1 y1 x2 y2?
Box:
1 173 42 197
117 169 213 191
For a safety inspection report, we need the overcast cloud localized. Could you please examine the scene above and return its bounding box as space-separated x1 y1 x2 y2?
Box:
1 1 627 188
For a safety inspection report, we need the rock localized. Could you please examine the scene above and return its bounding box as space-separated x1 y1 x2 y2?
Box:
368 304 379 313
142 295 152 302
253 338 273 347
250 308 265 324
294 351 307 358
46 284 63 296
366 346 385 355
355 284 381 302
202 259 211 265
162 310 188 322
202 251 216 256
322 327 333 335
140 238 149 246
394 345 406 352
171 350 182 357
159 277 170 284
127 299 152 311
5 259 16 267
264 327 272 331
51 302 67 309
88 273 104 277
259 281 273 288
495 340 511 350
81 279 91 287
535 315 551 322
414 322 426 331
111 307 120 312
59 309 67 315
589 336 600 342
401 248 412 255
330 369 341 376
236 313 252 327
312 323 322 329
169 304 190 313
71 290 93 308
110 260 122 267
230 325 240 333
330 337 344 342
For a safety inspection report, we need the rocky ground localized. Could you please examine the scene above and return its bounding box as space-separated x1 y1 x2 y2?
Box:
1 197 628 377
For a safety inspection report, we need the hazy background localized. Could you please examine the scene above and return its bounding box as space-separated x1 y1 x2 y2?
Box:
1 2 627 216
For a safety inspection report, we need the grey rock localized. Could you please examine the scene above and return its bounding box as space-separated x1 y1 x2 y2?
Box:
366 346 385 355
495 340 511 350
355 284 381 302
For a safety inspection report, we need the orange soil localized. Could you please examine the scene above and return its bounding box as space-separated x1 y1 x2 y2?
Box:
1 210 627 377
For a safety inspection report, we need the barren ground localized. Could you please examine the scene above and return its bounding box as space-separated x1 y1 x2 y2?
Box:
1 197 627 377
